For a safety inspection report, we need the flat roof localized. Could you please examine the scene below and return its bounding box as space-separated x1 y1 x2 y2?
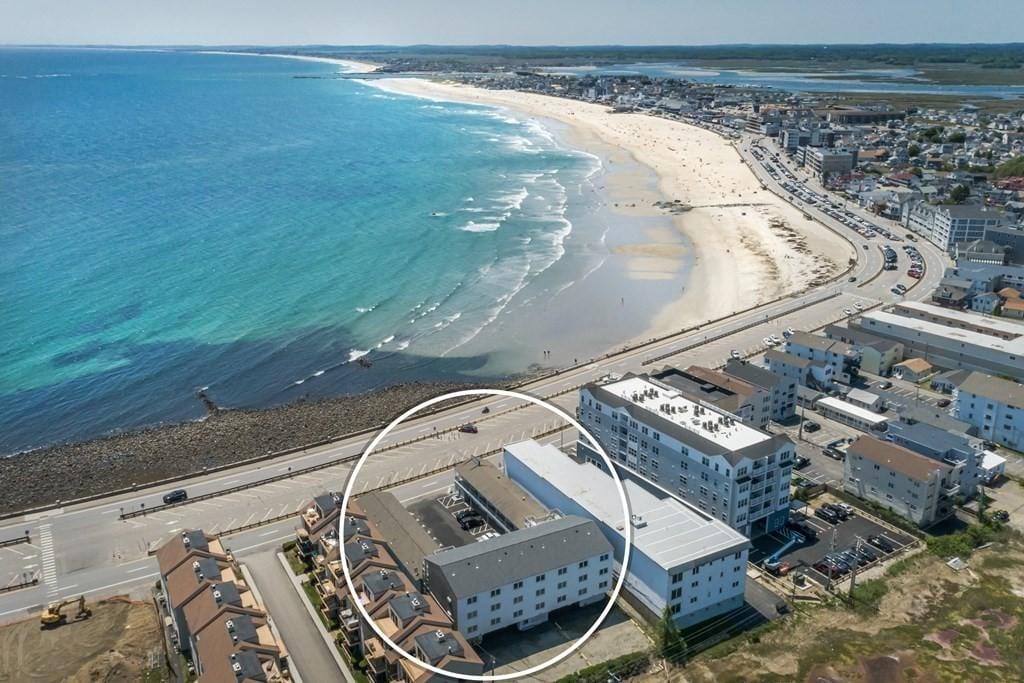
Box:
860 311 1024 355
594 375 769 451
454 458 548 528
817 397 890 425
892 301 1024 338
504 441 749 570
846 388 880 405
357 491 439 578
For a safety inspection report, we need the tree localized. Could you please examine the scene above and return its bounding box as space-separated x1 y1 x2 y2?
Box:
908 144 921 158
949 184 970 203
654 607 687 665
947 131 967 144
910 166 923 178
994 155 1024 179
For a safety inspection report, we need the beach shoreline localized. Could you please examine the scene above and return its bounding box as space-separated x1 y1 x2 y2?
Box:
197 50 380 74
370 77 855 345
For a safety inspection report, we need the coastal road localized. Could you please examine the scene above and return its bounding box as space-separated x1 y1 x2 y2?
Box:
0 135 949 627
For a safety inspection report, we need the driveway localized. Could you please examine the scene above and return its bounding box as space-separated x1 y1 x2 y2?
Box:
244 551 347 683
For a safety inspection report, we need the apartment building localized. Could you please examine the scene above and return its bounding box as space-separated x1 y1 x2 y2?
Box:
424 516 613 638
844 436 957 526
295 492 342 560
784 331 862 385
886 421 981 498
577 374 795 537
906 202 1008 251
954 372 1024 451
653 365 771 428
853 302 1024 381
154 530 289 682
799 146 857 179
723 358 797 422
504 440 750 628
823 324 905 376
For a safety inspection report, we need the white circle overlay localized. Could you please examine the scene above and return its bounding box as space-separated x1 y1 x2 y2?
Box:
339 388 633 681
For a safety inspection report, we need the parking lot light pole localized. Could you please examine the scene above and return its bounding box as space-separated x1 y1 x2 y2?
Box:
848 537 861 596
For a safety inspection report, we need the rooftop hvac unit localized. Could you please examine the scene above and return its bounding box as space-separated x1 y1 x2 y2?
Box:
192 560 201 571
435 630 447 641
410 596 422 607
226 619 235 632
232 662 242 674
213 589 223 602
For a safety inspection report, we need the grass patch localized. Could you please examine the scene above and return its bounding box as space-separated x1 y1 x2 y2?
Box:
555 651 651 683
926 522 1008 559
284 545 312 576
845 578 889 615
301 580 338 630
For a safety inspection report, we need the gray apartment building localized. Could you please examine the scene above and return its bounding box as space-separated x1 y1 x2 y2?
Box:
954 372 1024 451
823 324 905 377
885 421 981 498
424 516 613 639
844 436 958 527
784 331 862 385
577 373 795 537
653 366 771 429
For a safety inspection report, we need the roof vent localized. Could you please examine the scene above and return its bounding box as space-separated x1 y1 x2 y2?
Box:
192 560 201 572
213 589 223 603
226 619 235 632
435 630 446 641
232 662 243 674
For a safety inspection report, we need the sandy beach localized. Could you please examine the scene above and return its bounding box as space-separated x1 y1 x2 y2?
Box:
200 50 380 74
372 77 855 342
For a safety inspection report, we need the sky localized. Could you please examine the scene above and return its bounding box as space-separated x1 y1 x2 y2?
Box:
2 0 1023 46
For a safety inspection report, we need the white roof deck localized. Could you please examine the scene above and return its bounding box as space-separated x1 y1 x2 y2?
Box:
599 376 770 451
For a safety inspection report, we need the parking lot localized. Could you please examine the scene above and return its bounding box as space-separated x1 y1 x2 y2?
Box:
406 490 496 549
750 499 915 588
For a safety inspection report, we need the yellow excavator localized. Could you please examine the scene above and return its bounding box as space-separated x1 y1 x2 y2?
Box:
39 595 91 628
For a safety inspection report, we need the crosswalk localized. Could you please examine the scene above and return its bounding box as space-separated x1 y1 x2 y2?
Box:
39 524 58 598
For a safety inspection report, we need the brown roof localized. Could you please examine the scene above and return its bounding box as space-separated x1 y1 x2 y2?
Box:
193 610 283 683
997 287 1021 299
847 436 952 482
155 530 225 576
182 580 260 638
163 556 232 610
684 366 759 399
895 357 933 373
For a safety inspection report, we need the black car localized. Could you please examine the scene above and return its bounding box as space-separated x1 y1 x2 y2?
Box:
162 489 188 505
855 545 879 563
815 507 839 524
936 398 951 408
455 509 480 522
803 421 821 433
457 423 479 434
992 510 1010 523
460 517 485 531
794 455 811 470
867 535 896 553
786 519 818 541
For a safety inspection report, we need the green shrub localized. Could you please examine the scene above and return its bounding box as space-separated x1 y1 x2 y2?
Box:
555 652 651 683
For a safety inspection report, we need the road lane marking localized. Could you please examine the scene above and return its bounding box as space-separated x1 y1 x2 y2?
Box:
126 565 153 573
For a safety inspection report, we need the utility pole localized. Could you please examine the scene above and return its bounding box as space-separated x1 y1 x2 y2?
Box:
827 526 837 589
798 402 806 441
848 536 861 596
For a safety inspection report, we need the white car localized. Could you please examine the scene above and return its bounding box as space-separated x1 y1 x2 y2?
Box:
854 302 864 310
769 334 781 345
730 349 741 359
843 308 853 316
763 337 774 346
783 328 795 338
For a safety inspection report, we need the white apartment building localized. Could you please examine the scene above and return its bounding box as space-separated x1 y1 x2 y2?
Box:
504 440 750 628
954 372 1024 451
423 516 612 639
724 358 797 422
853 302 1024 381
844 436 957 527
905 202 1008 252
577 374 795 537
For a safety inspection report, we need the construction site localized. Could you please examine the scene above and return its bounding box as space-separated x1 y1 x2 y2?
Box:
0 595 166 682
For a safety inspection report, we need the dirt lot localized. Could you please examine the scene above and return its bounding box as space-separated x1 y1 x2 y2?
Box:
0 596 166 682
635 535 1024 683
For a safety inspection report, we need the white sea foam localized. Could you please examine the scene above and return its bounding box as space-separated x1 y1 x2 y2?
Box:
396 340 411 351
313 370 325 377
355 304 377 313
347 349 370 362
460 221 501 233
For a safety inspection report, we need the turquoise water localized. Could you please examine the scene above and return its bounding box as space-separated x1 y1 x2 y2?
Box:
0 48 611 453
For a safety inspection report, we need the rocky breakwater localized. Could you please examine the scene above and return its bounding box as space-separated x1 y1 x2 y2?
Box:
0 381 482 516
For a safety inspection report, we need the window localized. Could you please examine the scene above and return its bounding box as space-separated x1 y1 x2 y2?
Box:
578 588 588 596
535 574 546 582
578 560 589 569
557 581 567 589
513 595 523 604
536 602 545 610
467 596 477 605
467 625 477 634
513 609 523 619
599 567 609 576
600 554 609 562
513 581 523 590
690 596 698 604
490 588 501 597
671 604 681 614
467 610 477 619
599 581 608 589
670 588 682 600
671 572 683 584
490 617 501 626
536 588 546 596
490 603 501 612
557 595 567 604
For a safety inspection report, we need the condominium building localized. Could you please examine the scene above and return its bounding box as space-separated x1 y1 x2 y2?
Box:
823 325 905 376
313 498 484 683
886 421 981 498
154 530 289 682
424 516 613 638
844 436 957 526
954 372 1024 451
799 146 857 179
504 440 750 628
453 458 551 532
853 302 1024 381
577 374 795 537
723 358 797 422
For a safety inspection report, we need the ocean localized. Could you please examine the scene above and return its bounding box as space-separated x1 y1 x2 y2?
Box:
0 48 634 454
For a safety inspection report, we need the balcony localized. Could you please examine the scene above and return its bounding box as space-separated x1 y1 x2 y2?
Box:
940 482 961 499
364 638 389 678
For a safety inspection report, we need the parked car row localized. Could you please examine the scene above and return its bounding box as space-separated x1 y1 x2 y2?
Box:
813 501 854 525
